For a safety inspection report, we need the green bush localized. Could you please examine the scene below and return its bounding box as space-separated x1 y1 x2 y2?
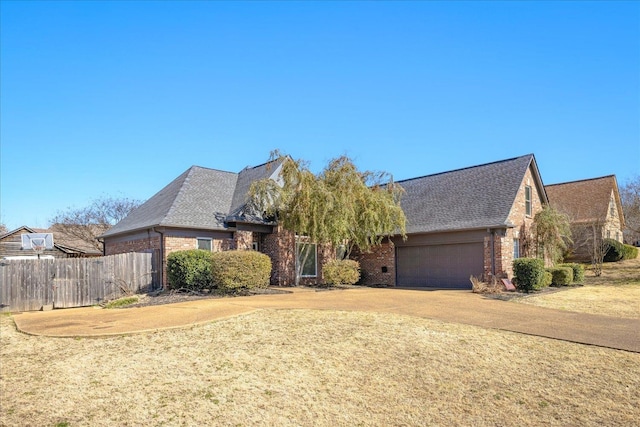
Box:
621 244 639 260
513 258 546 293
323 259 361 286
211 250 272 291
559 263 585 284
547 267 573 286
604 238 624 262
166 250 213 290
541 271 553 288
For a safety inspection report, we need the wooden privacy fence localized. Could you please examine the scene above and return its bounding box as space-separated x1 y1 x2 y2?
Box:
0 252 160 312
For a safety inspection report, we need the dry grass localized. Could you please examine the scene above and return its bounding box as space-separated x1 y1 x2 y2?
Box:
1 309 639 426
515 257 640 318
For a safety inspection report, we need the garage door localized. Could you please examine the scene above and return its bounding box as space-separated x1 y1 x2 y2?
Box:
396 243 484 289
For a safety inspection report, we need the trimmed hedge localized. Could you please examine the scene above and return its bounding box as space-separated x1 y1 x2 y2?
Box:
211 250 272 291
166 249 213 291
541 271 553 288
323 259 361 286
604 239 625 262
559 263 585 284
622 244 639 260
548 267 573 286
513 258 547 292
604 239 639 262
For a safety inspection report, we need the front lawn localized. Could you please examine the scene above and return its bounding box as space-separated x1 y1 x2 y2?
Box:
514 257 640 318
1 309 638 426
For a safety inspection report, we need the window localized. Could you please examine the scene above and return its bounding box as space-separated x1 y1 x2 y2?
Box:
513 238 520 259
525 185 532 216
197 238 212 251
252 241 260 251
296 241 317 277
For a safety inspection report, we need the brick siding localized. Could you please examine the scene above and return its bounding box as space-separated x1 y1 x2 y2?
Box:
349 239 395 286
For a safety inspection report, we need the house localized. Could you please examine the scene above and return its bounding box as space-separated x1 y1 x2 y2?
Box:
352 154 547 288
103 154 547 290
0 226 102 259
101 160 332 287
545 175 625 261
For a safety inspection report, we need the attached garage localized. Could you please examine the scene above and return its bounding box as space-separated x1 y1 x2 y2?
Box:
394 232 485 289
352 154 547 288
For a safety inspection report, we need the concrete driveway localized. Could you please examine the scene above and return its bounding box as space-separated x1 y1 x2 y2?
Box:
11 287 640 353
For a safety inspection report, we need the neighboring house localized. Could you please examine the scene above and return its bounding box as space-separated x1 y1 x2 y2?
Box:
0 226 102 259
102 154 547 290
545 175 625 261
100 160 331 287
352 154 547 288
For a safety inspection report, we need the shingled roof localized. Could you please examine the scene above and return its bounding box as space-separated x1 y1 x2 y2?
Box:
101 160 282 238
545 175 624 227
398 154 545 234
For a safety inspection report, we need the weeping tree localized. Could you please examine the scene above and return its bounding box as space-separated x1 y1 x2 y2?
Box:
532 204 572 265
248 151 406 286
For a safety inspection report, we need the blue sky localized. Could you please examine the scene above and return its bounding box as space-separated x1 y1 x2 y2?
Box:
1 1 638 231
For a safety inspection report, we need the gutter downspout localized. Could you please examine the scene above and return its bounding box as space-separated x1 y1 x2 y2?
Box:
152 227 165 290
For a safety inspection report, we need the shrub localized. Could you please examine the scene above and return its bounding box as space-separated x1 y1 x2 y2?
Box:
513 258 546 292
540 271 553 288
470 275 502 294
603 238 624 262
621 244 639 260
547 267 573 286
323 259 361 286
211 250 272 291
166 249 213 290
559 263 585 284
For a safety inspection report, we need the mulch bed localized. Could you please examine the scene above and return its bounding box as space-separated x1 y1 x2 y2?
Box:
120 287 291 308
116 284 358 308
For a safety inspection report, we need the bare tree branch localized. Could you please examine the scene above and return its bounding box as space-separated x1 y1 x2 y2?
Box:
620 175 640 243
49 196 142 252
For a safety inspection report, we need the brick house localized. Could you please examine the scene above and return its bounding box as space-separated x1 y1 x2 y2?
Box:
352 154 547 288
545 175 625 261
102 154 547 290
100 159 332 287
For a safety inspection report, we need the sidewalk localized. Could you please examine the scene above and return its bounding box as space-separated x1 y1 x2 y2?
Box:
12 287 640 353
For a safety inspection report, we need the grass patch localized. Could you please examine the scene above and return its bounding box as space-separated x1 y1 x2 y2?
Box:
102 296 139 309
1 310 638 426
515 257 640 318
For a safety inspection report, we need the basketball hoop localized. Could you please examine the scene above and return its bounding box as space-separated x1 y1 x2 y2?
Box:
30 237 46 259
21 233 54 259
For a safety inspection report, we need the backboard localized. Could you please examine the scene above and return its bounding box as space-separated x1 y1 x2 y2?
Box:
21 233 54 252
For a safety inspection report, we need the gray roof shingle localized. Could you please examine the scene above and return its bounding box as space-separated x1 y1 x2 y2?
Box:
399 154 540 234
103 155 541 238
102 166 238 237
102 159 285 238
228 160 283 220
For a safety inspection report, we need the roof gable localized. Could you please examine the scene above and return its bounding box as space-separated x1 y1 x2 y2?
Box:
545 175 624 226
101 159 286 238
398 154 542 233
228 159 284 221
102 166 238 237
0 226 37 240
